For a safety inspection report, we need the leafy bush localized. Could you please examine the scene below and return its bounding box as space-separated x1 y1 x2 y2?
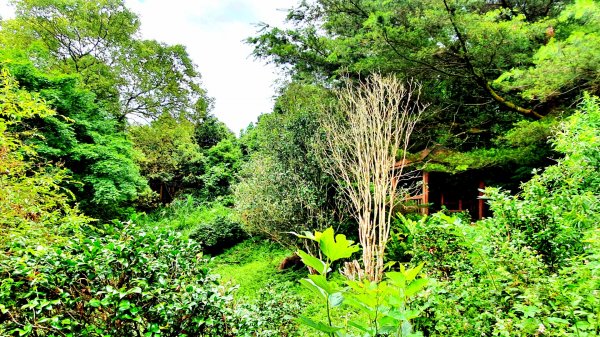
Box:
189 215 247 254
411 211 600 337
410 214 550 336
391 213 474 280
234 83 342 248
295 228 429 337
136 197 247 254
407 95 600 336
486 94 600 269
234 283 304 337
0 223 241 336
2 52 147 221
0 67 91 248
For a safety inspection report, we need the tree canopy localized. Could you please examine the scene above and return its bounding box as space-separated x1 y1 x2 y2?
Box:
2 0 212 123
0 51 147 219
248 0 599 173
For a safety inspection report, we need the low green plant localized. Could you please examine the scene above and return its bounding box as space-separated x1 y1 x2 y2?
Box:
136 197 247 253
296 227 429 336
189 215 247 254
234 282 304 337
209 238 298 297
485 94 600 270
208 238 307 336
392 213 474 281
409 210 599 337
0 222 241 336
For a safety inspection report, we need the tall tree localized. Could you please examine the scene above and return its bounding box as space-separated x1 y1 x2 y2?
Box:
129 114 203 204
2 0 211 123
0 67 90 246
235 82 342 248
1 51 147 220
248 0 598 171
130 114 240 204
249 0 572 118
495 0 600 103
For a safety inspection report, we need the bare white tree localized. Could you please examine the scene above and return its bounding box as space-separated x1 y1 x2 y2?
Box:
320 74 426 281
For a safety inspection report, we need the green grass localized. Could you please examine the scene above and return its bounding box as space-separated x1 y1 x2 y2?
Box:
208 237 302 298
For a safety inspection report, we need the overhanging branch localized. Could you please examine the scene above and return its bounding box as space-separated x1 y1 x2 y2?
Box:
442 0 543 119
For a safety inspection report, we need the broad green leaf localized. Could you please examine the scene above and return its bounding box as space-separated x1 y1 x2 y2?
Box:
546 317 570 325
401 263 424 282
308 274 336 294
128 286 142 294
348 320 373 334
385 272 406 288
344 295 376 313
405 278 428 297
299 279 327 300
297 250 327 275
88 299 102 308
297 315 342 333
319 227 359 262
294 230 322 241
118 300 131 311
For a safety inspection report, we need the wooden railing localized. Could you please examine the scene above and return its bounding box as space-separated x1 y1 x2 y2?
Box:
402 194 428 214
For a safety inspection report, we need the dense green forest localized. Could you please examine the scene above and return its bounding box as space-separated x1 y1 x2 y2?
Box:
0 0 598 336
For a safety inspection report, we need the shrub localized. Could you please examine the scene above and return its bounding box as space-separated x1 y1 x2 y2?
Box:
189 215 247 254
0 223 241 336
410 210 600 337
392 213 474 280
234 282 304 337
408 95 600 336
486 94 600 269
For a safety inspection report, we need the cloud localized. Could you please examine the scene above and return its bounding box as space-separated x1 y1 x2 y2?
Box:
0 3 15 19
125 0 298 134
0 0 297 134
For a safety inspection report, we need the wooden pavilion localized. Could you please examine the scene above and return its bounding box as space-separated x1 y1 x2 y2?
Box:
394 148 489 220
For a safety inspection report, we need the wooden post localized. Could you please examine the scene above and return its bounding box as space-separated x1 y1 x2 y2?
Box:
478 180 485 219
422 171 429 215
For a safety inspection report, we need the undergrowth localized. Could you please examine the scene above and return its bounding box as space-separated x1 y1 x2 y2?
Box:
209 238 370 336
208 237 301 297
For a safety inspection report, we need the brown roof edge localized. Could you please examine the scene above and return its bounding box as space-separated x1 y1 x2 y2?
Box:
394 147 436 169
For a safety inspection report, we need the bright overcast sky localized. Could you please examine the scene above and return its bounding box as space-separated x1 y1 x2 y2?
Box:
0 1 298 134
125 0 298 134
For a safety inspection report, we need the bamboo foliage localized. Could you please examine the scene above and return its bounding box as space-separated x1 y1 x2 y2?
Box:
320 74 426 281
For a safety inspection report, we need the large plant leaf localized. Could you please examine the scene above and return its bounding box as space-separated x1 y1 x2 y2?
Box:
297 249 328 275
405 278 428 297
307 274 336 294
299 278 328 300
297 315 342 333
319 227 360 262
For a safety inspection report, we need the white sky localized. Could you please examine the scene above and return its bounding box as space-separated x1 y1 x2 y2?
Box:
0 1 298 134
124 0 297 134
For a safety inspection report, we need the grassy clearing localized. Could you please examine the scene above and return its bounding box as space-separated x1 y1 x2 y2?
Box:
207 237 301 297
137 201 362 335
